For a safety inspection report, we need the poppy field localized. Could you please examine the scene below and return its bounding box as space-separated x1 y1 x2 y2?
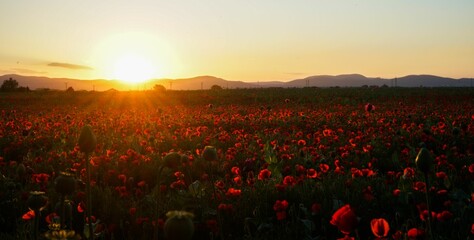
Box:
0 87 473 240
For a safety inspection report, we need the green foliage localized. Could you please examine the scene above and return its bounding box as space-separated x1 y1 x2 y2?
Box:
1 78 19 91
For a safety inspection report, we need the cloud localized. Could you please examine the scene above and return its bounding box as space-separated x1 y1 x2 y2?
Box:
11 68 48 75
285 72 307 76
48 62 93 70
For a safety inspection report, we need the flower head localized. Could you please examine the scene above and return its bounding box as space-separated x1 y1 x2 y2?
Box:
330 204 358 235
370 218 389 238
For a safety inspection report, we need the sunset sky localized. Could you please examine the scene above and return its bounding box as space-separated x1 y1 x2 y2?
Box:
1 0 473 83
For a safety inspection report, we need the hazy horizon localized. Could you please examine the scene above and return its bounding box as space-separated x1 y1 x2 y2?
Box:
1 1 473 83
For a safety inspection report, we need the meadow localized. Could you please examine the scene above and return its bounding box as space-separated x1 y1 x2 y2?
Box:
0 87 473 240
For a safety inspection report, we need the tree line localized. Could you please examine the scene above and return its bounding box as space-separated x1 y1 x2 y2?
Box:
1 78 30 92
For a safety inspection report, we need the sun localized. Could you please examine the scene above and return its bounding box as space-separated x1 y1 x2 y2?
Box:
112 54 156 84
91 32 178 84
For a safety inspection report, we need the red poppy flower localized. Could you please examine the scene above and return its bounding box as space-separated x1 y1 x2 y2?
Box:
311 203 321 215
129 207 137 216
231 166 240 175
225 188 241 198
330 204 358 235
273 200 289 212
45 213 58 224
233 176 242 186
282 175 296 187
307 168 318 179
319 163 330 173
365 103 375 112
218 203 234 213
22 210 35 221
258 169 271 180
77 201 85 213
436 210 453 222
407 228 424 239
273 200 289 220
370 218 389 238
393 189 401 197
435 171 447 179
137 180 146 187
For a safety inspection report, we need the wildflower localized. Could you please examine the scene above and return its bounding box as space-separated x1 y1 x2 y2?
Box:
403 167 415 178
246 171 255 186
413 181 426 192
22 210 35 221
218 203 234 213
32 173 50 184
436 210 453 222
231 166 240 175
129 207 137 216
233 176 242 186
407 228 424 239
225 188 241 198
282 175 296 187
319 163 330 173
365 103 375 112
306 168 318 179
258 169 271 180
137 180 146 188
435 171 447 179
311 202 321 215
392 189 401 197
370 218 389 238
330 204 358 235
273 200 289 220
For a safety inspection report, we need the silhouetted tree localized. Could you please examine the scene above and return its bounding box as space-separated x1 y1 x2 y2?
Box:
18 86 30 92
1 78 19 91
66 87 75 92
153 84 166 92
211 85 223 90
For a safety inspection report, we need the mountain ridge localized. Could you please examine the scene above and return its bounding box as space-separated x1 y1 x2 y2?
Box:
1 74 472 91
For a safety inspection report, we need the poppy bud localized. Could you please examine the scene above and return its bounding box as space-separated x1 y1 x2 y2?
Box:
27 191 48 211
164 211 194 240
55 172 76 195
16 163 26 179
452 127 460 136
163 152 182 169
202 146 218 162
78 125 96 154
416 148 433 174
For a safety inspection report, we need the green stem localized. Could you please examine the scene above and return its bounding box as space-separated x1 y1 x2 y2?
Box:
424 172 433 240
33 209 39 240
86 152 94 240
60 195 65 228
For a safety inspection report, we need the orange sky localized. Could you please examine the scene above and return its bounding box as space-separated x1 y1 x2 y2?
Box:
1 1 473 83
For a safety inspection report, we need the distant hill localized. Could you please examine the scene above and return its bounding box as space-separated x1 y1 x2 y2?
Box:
0 74 472 91
286 74 473 88
150 76 257 90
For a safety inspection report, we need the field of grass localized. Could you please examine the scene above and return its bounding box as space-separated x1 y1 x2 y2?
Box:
1 87 473 240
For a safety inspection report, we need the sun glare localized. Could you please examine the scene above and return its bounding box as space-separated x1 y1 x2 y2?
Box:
113 54 155 84
92 32 178 83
